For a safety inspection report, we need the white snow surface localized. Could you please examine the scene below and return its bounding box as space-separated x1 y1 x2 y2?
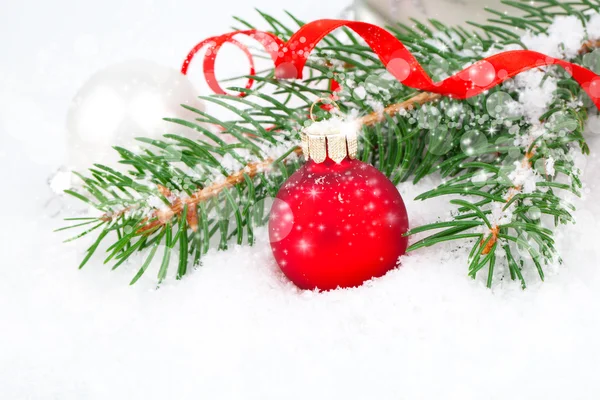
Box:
2 1 600 399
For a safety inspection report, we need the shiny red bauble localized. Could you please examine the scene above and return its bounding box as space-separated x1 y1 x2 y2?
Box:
268 157 409 290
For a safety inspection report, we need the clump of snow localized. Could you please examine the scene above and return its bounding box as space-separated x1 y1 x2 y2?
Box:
304 114 359 138
586 13 600 40
521 15 586 59
48 167 73 193
508 159 540 194
514 124 546 148
511 71 558 122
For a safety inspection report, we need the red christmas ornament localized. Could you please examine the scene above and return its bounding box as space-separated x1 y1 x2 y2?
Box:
268 117 409 290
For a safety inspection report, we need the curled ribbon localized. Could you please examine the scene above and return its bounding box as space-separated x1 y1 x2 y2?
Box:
182 19 600 108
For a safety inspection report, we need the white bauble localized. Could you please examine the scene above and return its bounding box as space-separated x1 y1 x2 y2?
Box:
66 59 205 172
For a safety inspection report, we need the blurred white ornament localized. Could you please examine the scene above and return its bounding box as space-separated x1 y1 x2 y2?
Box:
66 59 205 172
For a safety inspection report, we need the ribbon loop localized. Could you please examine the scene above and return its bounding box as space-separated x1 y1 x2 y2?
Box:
182 19 600 108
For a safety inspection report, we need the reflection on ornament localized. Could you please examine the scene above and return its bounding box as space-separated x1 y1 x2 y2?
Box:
268 116 409 290
66 59 205 172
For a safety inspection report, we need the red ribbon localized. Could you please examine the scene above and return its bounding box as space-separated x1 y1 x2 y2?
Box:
182 19 600 108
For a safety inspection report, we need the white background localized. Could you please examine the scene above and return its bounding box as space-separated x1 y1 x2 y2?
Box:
0 0 346 191
1 1 600 399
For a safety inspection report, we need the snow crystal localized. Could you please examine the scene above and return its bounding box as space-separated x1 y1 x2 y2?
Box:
514 124 546 148
489 202 514 226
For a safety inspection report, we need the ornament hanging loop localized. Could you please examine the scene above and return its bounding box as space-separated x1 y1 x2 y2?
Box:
301 98 358 164
309 97 340 121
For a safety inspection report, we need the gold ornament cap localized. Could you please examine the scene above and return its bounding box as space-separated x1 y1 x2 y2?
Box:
300 100 358 163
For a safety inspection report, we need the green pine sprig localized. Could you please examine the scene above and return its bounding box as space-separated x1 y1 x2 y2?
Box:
60 0 599 287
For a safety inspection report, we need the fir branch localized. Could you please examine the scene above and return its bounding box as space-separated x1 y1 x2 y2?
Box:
60 1 600 286
100 92 441 233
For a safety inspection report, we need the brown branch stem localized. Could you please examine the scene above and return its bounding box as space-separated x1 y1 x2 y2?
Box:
481 149 536 255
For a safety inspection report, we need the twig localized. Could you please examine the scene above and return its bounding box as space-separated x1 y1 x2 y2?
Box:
481 149 536 255
579 39 600 54
481 38 600 253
